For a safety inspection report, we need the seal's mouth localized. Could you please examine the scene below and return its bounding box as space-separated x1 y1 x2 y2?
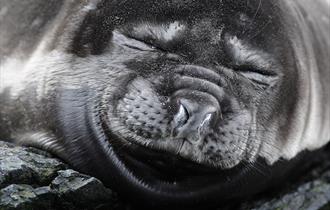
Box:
121 141 224 182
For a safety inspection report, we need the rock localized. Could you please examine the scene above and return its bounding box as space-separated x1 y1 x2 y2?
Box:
0 185 56 210
250 179 330 210
0 141 66 188
1 140 330 210
0 141 119 210
50 170 116 209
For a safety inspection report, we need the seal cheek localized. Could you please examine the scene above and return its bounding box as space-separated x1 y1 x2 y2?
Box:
114 78 170 140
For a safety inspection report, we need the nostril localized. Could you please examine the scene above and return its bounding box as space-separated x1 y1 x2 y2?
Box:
173 102 189 129
198 112 215 136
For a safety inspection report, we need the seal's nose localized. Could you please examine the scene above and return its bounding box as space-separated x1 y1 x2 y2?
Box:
170 92 220 144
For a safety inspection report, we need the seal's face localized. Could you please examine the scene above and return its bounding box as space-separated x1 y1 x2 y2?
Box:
81 2 296 168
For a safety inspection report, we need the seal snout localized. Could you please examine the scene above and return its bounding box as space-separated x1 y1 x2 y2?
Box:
170 90 221 144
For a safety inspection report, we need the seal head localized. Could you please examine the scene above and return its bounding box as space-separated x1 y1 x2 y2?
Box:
0 0 329 207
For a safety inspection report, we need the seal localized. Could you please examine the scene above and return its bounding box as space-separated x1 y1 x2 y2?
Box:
1 0 329 208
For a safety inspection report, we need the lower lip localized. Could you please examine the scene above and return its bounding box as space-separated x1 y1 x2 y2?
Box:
119 144 234 184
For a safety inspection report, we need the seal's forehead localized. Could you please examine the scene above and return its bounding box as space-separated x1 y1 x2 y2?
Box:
70 0 285 56
96 0 280 23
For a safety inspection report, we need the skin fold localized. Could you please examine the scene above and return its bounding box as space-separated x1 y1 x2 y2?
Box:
0 0 329 207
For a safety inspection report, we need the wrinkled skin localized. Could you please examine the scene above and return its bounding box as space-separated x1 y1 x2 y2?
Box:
0 0 329 208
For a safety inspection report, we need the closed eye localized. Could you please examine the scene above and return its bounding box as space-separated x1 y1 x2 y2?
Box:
119 29 168 53
124 35 159 51
225 35 280 88
113 30 158 52
237 64 277 77
234 65 279 87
